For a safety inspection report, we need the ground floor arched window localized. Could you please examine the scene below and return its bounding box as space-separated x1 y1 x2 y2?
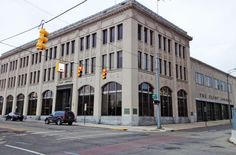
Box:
16 94 24 114
77 85 94 115
28 92 37 115
160 87 173 117
0 96 3 115
42 90 53 115
177 90 188 117
102 82 122 116
138 82 154 116
6 95 13 114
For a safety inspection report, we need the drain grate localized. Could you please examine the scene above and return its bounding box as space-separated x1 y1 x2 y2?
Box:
164 147 181 150
210 145 225 149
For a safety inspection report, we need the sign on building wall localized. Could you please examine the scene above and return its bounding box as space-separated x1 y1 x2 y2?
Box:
56 63 65 72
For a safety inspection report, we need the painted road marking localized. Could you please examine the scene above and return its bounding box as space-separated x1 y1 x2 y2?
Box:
5 144 46 155
30 130 65 134
64 151 80 155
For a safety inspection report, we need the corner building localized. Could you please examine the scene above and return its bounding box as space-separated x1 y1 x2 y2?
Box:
0 0 234 125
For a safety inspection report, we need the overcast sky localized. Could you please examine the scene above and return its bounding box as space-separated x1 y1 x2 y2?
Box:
0 0 236 73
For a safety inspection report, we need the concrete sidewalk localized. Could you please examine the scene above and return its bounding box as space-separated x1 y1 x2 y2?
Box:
76 120 230 132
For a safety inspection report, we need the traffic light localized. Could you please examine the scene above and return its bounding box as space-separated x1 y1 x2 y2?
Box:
36 28 49 50
102 68 107 80
77 66 83 77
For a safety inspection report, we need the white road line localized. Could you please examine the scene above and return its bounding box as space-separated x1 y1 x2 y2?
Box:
57 132 128 140
30 130 65 134
5 144 46 155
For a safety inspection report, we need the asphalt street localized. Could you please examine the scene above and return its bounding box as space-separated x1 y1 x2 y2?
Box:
0 119 235 155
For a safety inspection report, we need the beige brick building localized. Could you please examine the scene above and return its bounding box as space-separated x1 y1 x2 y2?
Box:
0 0 235 125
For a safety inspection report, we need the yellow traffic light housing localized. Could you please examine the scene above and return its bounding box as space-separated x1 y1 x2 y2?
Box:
77 66 83 77
102 68 107 80
36 28 49 50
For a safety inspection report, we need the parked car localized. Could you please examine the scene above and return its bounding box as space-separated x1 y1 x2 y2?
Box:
44 111 76 125
5 112 24 121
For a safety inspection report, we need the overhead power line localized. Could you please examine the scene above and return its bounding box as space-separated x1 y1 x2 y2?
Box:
0 0 88 42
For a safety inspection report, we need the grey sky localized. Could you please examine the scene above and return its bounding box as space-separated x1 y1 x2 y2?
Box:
0 0 236 72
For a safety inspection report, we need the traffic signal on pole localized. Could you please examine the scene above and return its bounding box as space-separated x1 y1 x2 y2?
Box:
102 68 107 80
77 66 83 77
36 28 49 50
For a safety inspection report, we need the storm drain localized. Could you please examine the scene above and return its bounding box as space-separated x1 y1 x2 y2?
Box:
164 146 181 150
210 145 225 149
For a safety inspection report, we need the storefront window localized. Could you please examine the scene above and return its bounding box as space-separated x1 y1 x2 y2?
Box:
28 92 37 115
139 82 154 116
160 87 173 117
78 85 94 115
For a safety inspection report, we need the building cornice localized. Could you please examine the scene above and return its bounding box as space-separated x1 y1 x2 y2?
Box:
0 0 192 60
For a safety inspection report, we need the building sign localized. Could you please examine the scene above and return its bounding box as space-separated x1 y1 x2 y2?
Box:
199 93 230 102
56 63 65 72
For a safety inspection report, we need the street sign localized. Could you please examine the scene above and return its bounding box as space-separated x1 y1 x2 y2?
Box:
152 94 158 100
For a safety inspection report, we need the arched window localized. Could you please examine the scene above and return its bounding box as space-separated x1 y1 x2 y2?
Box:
78 85 94 115
6 95 13 114
42 90 53 115
139 82 154 116
0 96 3 115
102 82 122 116
160 87 172 117
28 92 37 115
178 90 188 117
16 94 24 114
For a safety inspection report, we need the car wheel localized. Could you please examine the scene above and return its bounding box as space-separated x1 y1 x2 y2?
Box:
68 122 72 126
57 119 62 125
45 119 50 124
20 118 23 121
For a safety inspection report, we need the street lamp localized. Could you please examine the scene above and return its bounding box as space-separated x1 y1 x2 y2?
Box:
226 68 236 123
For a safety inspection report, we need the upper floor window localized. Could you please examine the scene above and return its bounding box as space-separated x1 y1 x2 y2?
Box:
117 24 123 40
92 33 97 48
102 54 107 68
158 34 162 49
61 44 65 56
138 51 142 69
195 72 204 85
80 37 84 51
103 29 108 44
150 30 153 46
71 40 75 54
110 27 115 43
163 37 166 51
168 39 171 53
86 35 90 49
138 24 142 41
54 47 57 59
117 51 123 69
144 27 148 43
66 42 70 55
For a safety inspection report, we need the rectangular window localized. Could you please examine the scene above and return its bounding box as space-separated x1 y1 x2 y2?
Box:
159 58 162 74
138 24 142 41
150 55 154 72
30 72 33 84
21 75 24 86
169 62 172 77
79 60 83 67
175 43 178 56
144 27 148 43
85 59 89 74
195 72 204 85
23 57 26 67
33 71 36 83
150 30 153 46
176 64 178 79
70 62 74 77
18 75 21 86
110 26 115 43
61 44 65 56
80 37 84 51
44 69 47 82
164 60 167 75
49 48 52 60
102 54 107 68
158 34 162 49
103 29 108 44
179 44 182 57
20 58 22 68
39 52 41 63
45 50 48 61
184 67 186 80
37 71 40 83
35 53 38 64
117 51 123 69
65 64 68 78
92 33 97 48
66 42 70 55
163 37 166 51
138 51 142 69
24 74 27 85
204 75 212 87
144 53 148 70
48 68 51 81
52 67 55 80
180 66 182 79
91 57 96 74
117 24 123 40
168 39 171 53
86 35 90 49
109 52 114 70
71 40 75 54
32 54 34 65
183 46 185 59
54 46 57 59
15 60 17 70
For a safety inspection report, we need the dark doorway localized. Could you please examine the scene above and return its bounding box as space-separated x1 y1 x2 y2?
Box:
56 85 72 111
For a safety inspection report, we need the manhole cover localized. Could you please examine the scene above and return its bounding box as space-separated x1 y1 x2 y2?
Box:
164 147 181 150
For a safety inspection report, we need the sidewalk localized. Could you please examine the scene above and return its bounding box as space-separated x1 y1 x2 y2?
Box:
76 120 230 132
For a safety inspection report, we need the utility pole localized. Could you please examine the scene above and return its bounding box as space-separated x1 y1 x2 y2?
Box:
155 53 161 129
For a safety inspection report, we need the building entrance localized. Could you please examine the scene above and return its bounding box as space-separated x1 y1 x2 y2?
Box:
55 85 72 111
